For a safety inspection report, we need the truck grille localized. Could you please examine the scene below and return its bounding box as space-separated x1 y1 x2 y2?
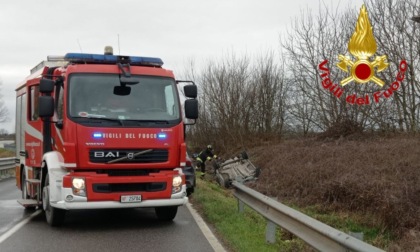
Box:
93 182 166 193
89 149 168 163
96 169 158 177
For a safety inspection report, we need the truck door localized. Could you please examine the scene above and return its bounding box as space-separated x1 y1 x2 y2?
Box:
25 84 43 167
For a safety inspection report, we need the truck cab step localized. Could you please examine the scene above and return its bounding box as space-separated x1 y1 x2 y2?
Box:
17 199 42 207
26 179 41 184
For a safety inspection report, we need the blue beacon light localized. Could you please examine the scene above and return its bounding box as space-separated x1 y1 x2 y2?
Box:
93 133 103 139
157 133 167 139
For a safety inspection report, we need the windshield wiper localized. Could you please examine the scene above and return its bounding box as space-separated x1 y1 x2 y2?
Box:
91 117 125 126
74 116 124 126
140 120 170 124
73 116 170 125
121 119 170 124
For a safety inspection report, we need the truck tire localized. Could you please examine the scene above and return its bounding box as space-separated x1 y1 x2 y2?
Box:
43 174 66 226
187 187 194 196
155 206 178 221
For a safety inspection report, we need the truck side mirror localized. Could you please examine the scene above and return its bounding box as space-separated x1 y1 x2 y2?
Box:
184 85 197 98
39 79 55 93
185 99 198 119
39 96 54 117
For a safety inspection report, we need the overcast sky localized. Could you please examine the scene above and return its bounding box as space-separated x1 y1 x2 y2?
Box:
0 0 363 133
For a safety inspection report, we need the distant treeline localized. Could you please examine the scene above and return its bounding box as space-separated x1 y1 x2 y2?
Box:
183 0 420 152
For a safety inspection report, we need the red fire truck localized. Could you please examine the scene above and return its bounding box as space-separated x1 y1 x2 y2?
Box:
15 47 198 226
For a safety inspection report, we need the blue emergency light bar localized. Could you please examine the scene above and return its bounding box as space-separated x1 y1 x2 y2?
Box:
157 133 167 139
64 53 164 67
93 132 103 138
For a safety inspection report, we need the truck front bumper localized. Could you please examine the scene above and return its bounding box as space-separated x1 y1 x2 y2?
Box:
51 186 187 210
47 168 188 210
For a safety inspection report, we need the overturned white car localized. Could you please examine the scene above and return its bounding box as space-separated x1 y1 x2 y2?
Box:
213 152 260 188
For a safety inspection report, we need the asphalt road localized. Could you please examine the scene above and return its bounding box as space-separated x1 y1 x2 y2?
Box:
0 178 218 252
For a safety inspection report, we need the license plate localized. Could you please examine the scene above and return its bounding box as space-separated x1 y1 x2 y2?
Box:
121 195 142 203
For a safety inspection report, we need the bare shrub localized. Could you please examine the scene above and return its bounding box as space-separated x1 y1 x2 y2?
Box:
248 135 420 243
319 117 364 139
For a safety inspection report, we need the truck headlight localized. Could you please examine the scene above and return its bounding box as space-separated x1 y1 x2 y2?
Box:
72 177 86 197
172 175 182 194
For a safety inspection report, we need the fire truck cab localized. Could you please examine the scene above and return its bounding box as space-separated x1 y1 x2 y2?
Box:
15 47 198 226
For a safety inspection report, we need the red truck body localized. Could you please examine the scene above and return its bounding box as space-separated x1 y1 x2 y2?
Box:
15 49 198 225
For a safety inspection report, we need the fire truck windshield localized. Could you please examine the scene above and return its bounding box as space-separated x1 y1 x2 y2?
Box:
68 74 181 125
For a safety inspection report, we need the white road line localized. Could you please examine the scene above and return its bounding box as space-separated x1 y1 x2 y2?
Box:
1 203 225 249
186 202 226 252
0 210 42 244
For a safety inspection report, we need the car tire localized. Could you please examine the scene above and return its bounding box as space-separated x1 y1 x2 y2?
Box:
216 173 230 188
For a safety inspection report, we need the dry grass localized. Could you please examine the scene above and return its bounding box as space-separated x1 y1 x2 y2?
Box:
0 148 14 158
242 134 420 249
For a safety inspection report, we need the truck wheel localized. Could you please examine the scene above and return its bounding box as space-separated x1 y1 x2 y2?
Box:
187 187 194 196
155 206 178 221
43 174 66 226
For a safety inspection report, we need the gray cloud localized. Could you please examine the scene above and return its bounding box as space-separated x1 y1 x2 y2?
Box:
0 0 363 133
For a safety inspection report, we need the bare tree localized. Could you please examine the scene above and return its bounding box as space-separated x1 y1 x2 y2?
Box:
187 0 420 148
187 51 289 150
198 53 252 150
366 0 420 132
0 128 8 136
282 5 356 134
0 80 9 123
253 51 287 135
281 1 420 135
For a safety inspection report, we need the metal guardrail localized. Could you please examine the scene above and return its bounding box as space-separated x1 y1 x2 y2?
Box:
232 181 385 252
0 157 15 179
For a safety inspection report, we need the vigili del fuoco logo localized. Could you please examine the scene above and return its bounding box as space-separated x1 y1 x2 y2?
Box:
318 4 407 105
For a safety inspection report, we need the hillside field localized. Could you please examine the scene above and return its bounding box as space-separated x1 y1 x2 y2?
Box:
220 134 420 250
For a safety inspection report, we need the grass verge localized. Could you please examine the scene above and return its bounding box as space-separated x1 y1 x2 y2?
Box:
0 148 14 158
190 179 307 252
190 179 390 251
295 204 392 249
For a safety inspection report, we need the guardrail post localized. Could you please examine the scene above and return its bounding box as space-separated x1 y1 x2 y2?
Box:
266 219 277 244
238 199 245 213
236 177 245 213
265 196 279 244
349 232 364 241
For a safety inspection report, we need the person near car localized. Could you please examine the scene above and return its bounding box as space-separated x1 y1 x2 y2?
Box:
196 145 217 178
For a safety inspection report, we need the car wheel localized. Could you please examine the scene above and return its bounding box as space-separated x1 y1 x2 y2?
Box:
216 173 230 188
